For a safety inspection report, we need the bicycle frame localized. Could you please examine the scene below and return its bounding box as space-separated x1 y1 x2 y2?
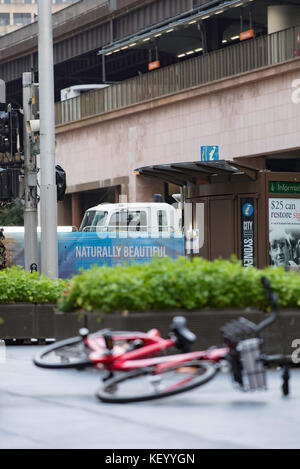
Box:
84 331 229 372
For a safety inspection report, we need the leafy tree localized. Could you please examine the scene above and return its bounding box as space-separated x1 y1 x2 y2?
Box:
0 199 24 226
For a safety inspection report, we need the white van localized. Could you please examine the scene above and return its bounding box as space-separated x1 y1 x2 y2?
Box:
79 202 182 233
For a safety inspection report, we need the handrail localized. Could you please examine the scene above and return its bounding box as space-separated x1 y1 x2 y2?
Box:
55 24 300 126
81 225 178 232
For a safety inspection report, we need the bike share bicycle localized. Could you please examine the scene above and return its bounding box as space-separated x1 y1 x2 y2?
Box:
33 277 291 403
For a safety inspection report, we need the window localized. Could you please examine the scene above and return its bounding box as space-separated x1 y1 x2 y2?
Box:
0 14 9 26
109 211 147 231
79 210 108 232
13 13 31 25
158 210 168 231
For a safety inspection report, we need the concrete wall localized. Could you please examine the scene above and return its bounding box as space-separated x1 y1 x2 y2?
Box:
55 59 300 218
268 5 300 34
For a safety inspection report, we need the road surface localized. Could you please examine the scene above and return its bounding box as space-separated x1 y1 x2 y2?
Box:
0 346 299 449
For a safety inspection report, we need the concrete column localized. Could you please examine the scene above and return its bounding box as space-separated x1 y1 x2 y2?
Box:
268 5 300 34
71 192 83 229
57 196 72 226
133 175 166 203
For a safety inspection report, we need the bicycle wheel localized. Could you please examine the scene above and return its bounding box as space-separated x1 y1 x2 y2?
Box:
33 336 93 369
96 360 217 403
33 331 147 369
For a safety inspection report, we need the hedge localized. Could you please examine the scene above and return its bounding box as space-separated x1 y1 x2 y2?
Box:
57 256 300 313
0 266 66 304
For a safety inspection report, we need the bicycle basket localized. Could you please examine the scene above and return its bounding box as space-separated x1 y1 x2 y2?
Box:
259 314 286 356
236 338 267 392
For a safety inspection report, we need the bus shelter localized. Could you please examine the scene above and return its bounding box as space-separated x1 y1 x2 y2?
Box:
135 159 300 269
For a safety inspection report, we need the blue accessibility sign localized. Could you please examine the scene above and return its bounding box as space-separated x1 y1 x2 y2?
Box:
200 146 219 161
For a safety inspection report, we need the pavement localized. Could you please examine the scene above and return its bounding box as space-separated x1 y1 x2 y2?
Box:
0 345 299 449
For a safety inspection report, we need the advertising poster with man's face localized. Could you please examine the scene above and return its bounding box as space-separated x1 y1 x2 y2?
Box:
269 198 300 267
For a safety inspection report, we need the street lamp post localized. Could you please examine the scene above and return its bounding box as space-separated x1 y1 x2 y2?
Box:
38 0 58 278
23 72 39 272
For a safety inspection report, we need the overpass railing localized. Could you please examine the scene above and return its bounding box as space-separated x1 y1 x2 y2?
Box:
55 24 300 126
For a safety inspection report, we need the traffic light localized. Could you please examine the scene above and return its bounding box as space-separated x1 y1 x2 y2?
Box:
0 104 10 154
56 164 66 201
0 103 22 160
0 167 21 201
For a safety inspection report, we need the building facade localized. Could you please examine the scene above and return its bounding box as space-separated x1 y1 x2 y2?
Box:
0 0 300 267
0 0 79 36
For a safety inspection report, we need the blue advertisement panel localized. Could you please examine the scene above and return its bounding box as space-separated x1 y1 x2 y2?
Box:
3 232 185 279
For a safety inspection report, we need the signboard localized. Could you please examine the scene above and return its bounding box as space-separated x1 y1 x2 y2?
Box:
148 60 160 71
241 198 255 267
269 198 300 267
239 29 255 41
3 232 185 279
200 146 219 161
269 181 300 194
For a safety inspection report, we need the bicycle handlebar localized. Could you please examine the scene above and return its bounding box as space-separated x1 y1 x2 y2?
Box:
221 276 279 343
254 276 279 334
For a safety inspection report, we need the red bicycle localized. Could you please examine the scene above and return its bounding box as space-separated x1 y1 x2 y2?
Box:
34 316 228 402
33 277 291 403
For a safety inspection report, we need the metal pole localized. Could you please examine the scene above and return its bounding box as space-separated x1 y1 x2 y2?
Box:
38 0 58 278
22 72 38 272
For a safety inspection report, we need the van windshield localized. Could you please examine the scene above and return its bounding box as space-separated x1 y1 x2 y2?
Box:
80 211 108 232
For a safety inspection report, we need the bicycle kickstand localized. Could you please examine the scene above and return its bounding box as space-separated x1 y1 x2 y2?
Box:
282 362 290 397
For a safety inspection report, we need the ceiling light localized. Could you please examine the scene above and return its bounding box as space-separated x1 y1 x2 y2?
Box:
114 49 120 53
177 54 186 58
129 43 137 47
215 10 224 14
143 37 151 42
186 51 194 55
231 35 240 40
222 39 228 43
166 28 174 33
121 46 129 50
106 51 113 56
202 15 210 19
234 2 244 6
194 48 203 52
189 20 197 25
154 33 162 37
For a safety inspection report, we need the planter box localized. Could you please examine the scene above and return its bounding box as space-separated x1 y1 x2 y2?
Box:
86 309 263 350
1 304 300 355
54 311 86 341
84 309 300 355
0 303 56 343
0 303 36 342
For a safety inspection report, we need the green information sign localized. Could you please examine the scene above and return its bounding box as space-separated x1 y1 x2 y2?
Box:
269 181 300 194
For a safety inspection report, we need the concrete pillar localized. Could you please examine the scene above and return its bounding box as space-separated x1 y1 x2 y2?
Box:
133 175 166 203
57 195 72 226
71 193 83 229
268 5 300 34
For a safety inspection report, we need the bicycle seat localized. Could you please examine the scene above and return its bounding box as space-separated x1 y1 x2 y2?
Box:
170 316 196 352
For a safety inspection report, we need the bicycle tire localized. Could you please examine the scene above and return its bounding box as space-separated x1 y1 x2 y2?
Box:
33 336 93 369
33 330 147 369
96 360 217 403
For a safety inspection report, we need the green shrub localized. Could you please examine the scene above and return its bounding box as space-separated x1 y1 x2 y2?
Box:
0 266 67 304
57 256 300 313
